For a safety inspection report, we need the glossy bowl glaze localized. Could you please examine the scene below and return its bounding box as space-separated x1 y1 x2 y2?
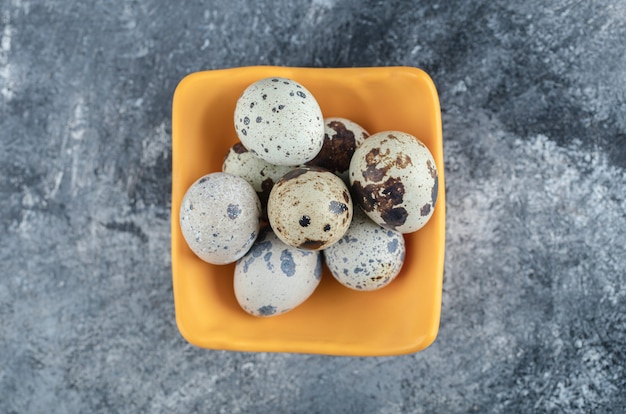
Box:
171 66 445 356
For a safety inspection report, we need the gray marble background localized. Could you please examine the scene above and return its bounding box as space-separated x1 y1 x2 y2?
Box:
1 0 625 412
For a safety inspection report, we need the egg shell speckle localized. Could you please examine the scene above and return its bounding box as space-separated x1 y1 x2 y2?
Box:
234 229 323 317
349 131 439 234
305 117 370 182
179 172 261 264
324 209 405 291
267 167 353 251
234 77 325 166
222 142 293 211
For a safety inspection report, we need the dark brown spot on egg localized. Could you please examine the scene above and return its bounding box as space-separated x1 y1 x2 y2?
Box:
352 177 407 228
351 180 376 213
233 143 248 154
420 203 431 216
362 148 413 182
427 160 437 179
323 224 331 232
382 207 408 228
300 239 325 250
362 147 392 182
395 154 412 168
342 190 350 203
281 168 308 181
381 178 405 206
305 120 357 173
363 165 388 182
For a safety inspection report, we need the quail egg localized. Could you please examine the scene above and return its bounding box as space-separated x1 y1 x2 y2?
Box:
324 209 405 291
179 172 261 264
267 167 353 251
234 228 323 317
234 77 325 166
349 131 438 233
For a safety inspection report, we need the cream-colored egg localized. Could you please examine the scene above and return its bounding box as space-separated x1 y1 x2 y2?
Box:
305 117 369 182
222 142 293 210
179 172 261 264
349 131 439 233
324 209 405 291
267 167 352 251
234 229 322 317
234 77 324 166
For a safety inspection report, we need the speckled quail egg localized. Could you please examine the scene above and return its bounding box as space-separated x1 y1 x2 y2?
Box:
305 117 370 182
349 131 439 234
267 167 353 251
179 172 261 264
324 209 405 291
234 228 323 317
222 142 293 211
234 77 325 166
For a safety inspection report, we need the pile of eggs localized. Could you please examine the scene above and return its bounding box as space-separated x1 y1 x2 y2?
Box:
179 77 439 317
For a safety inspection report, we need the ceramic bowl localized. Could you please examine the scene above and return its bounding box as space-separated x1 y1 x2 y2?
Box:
171 66 445 356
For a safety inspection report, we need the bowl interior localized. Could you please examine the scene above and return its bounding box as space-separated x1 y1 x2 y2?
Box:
171 66 445 356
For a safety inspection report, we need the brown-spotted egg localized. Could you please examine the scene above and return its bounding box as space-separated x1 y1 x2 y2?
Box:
234 228 322 317
324 209 405 291
305 117 370 182
267 167 352 251
234 77 324 166
349 131 439 234
179 172 261 264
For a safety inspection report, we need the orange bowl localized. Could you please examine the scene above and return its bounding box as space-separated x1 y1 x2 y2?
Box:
171 66 445 356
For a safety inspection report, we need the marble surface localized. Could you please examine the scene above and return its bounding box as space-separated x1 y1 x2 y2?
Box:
1 0 625 412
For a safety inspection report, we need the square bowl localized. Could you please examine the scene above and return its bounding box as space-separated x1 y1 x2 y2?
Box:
171 66 445 356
